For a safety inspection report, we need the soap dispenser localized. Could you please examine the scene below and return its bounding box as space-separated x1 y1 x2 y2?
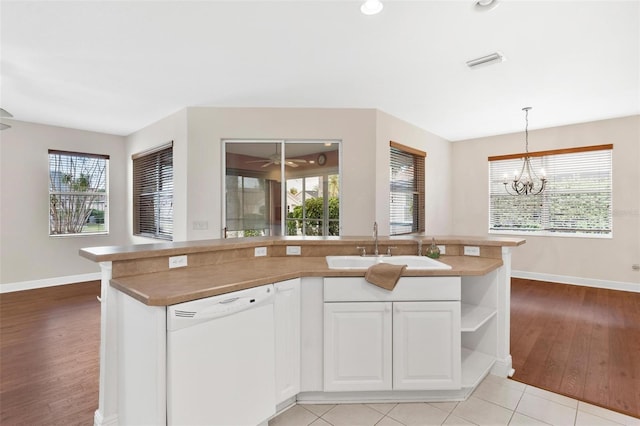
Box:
425 238 441 259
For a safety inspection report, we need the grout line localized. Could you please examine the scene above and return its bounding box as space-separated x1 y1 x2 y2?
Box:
293 404 322 426
509 390 526 425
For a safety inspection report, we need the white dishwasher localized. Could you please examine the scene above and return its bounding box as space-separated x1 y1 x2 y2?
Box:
167 284 276 426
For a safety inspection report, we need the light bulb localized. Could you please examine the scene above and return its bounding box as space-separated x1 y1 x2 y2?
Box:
361 0 383 15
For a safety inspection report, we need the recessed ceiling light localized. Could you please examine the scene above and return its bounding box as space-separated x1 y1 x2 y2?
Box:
361 0 383 15
474 0 500 12
466 52 505 68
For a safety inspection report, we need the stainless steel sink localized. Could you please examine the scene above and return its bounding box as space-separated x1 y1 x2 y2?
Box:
326 255 452 270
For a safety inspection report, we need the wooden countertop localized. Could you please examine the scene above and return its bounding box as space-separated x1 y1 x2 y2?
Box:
111 255 503 306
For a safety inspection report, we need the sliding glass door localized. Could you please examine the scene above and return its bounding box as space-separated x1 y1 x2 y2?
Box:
224 140 340 238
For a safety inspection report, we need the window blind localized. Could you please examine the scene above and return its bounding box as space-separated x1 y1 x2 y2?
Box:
489 146 612 236
133 143 173 240
48 150 109 235
390 142 425 236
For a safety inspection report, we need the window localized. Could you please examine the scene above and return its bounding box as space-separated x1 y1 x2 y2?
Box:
133 143 173 240
389 141 425 235
286 174 340 236
49 150 109 236
489 144 613 237
224 140 340 238
225 173 269 238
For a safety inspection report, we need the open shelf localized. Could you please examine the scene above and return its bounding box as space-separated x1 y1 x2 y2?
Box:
461 348 495 388
461 303 497 332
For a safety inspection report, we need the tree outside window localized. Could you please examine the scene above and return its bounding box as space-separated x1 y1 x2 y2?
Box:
49 150 109 235
286 174 340 236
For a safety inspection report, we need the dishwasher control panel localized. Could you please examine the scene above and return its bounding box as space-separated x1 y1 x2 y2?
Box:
167 284 274 331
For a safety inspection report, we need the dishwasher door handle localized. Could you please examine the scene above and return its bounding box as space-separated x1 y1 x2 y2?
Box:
195 297 255 320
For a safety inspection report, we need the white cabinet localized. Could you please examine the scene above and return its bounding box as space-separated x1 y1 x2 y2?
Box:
324 302 392 391
460 271 499 388
274 278 301 404
393 301 461 390
299 277 326 393
323 277 462 393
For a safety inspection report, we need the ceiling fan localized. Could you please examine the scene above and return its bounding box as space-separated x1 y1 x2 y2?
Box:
0 108 13 130
246 144 307 168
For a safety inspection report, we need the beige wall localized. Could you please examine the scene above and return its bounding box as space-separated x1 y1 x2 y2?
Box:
0 120 127 285
185 107 379 238
0 107 453 287
185 107 454 239
126 109 188 242
452 115 640 286
2 111 635 288
126 107 453 241
375 110 453 236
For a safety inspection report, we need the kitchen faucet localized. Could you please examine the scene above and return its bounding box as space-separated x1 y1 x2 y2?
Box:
373 221 379 256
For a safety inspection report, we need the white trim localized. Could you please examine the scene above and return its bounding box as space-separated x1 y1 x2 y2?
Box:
512 270 640 293
490 355 513 378
0 272 101 293
94 410 118 426
489 229 612 239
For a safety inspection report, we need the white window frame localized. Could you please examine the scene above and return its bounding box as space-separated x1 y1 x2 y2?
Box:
222 139 342 238
489 144 613 238
48 150 109 237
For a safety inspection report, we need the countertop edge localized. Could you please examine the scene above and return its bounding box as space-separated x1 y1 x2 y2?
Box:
81 235 525 262
110 256 504 306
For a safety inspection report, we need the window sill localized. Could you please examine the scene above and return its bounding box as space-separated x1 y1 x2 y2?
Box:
489 229 612 239
49 232 109 238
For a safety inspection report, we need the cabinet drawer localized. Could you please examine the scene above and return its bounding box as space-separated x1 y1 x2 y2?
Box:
324 277 460 302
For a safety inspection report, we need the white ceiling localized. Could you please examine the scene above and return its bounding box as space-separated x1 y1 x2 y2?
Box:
1 0 638 141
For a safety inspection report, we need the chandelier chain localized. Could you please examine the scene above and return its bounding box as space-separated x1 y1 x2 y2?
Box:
523 106 531 154
503 106 546 196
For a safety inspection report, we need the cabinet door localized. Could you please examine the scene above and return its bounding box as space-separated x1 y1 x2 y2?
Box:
324 302 392 392
393 301 461 390
274 279 301 404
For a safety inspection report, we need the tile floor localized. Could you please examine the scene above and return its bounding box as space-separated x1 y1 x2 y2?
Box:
269 375 640 426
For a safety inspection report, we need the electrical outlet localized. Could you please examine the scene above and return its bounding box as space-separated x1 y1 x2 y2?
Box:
286 246 301 255
464 246 480 256
254 247 267 257
437 245 446 254
169 255 188 268
192 220 208 230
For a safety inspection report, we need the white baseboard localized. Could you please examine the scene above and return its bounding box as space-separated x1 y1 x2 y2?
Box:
512 270 640 293
94 410 118 426
0 272 102 294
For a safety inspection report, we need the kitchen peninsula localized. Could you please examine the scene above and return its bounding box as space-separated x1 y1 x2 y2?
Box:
80 235 524 426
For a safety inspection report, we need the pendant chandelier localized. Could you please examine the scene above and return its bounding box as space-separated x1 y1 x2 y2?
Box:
504 107 547 195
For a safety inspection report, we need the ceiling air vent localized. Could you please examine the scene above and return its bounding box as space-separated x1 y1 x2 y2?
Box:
466 52 505 69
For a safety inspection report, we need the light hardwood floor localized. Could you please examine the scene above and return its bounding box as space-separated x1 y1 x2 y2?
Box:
1 279 638 424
